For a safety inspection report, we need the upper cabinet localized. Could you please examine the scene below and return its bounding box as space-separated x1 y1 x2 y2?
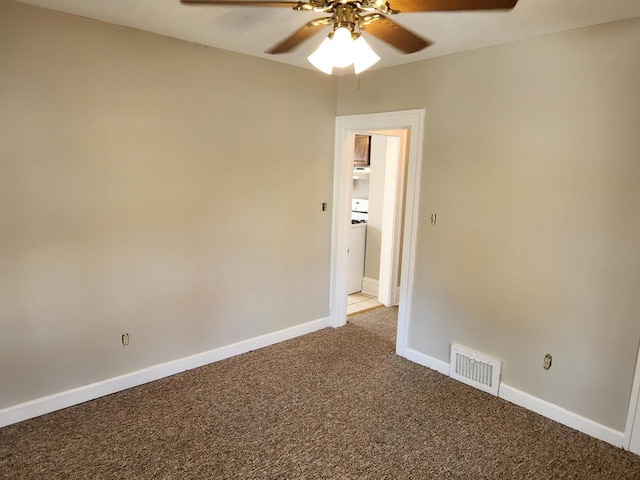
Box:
354 135 371 166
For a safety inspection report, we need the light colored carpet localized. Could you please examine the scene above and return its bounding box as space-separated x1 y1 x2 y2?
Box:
1 307 639 478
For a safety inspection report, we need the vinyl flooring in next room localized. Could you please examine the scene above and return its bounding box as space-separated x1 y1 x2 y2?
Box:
347 292 382 316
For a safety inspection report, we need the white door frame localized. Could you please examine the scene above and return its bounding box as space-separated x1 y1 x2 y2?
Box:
624 343 640 452
376 131 407 307
329 109 425 357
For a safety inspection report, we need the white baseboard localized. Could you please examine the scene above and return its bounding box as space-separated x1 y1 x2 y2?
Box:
0 316 330 428
362 278 402 306
404 347 450 376
402 349 625 448
498 384 625 448
361 277 378 297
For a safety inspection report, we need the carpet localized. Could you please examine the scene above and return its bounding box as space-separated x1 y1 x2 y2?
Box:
1 307 639 479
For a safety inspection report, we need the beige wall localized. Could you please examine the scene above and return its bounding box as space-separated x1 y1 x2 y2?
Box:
0 0 337 408
338 18 640 431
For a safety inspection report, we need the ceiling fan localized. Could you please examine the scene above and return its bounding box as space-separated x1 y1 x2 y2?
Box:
181 0 519 73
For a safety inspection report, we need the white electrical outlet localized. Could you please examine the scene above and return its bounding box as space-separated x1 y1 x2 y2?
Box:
122 333 129 347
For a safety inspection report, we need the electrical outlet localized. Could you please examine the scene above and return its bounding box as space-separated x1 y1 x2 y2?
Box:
543 353 552 370
122 332 130 347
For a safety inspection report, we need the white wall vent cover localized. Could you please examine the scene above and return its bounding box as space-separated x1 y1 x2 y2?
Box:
450 344 502 396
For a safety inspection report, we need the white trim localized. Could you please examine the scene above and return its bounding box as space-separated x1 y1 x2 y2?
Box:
0 316 330 428
360 278 398 306
388 131 408 309
330 110 425 356
329 124 355 328
404 347 450 376
361 276 379 297
394 113 424 357
378 135 400 308
624 344 640 452
402 350 625 448
499 385 625 448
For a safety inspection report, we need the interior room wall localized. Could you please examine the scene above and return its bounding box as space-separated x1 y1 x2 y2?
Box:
351 179 369 200
0 0 337 409
337 17 640 431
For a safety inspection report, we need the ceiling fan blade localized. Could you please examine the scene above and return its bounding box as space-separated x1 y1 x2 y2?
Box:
266 18 332 54
389 0 518 13
181 0 299 7
360 16 431 54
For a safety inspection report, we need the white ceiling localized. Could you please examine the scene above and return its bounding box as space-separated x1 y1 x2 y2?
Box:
17 0 640 72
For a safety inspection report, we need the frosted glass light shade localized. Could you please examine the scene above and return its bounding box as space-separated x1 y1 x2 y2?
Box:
331 27 355 68
307 37 334 74
353 36 380 74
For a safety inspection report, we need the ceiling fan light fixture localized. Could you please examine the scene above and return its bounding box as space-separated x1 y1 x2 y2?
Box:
353 36 380 74
184 0 519 74
307 26 380 75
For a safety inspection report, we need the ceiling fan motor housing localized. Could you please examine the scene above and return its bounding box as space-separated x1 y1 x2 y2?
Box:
333 4 358 33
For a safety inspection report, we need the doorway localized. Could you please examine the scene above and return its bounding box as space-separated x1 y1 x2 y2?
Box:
347 130 409 313
347 131 406 316
329 110 425 357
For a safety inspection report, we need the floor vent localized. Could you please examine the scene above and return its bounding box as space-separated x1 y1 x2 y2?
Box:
450 344 502 396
